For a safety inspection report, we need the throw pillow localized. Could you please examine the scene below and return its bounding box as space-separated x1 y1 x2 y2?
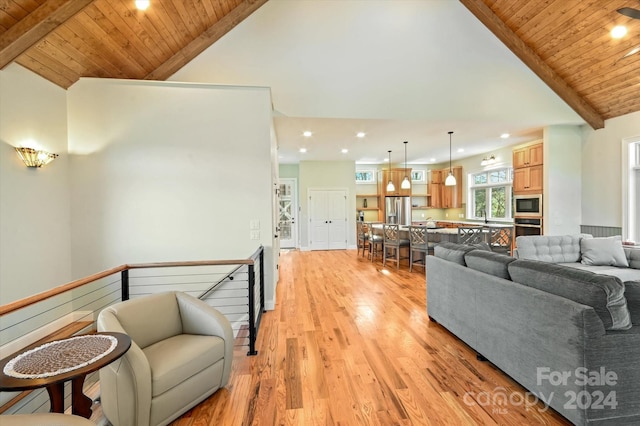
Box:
464 250 515 280
581 236 629 267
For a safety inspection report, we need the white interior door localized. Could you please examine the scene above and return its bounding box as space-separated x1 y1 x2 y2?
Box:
328 191 347 249
309 189 347 251
278 179 298 248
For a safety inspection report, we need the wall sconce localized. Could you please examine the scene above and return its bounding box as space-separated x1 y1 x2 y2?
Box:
480 155 496 166
15 147 59 168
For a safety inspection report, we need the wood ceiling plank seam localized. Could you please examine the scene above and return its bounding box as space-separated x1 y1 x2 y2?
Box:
21 41 78 81
523 0 606 49
54 25 127 78
188 0 210 31
151 0 190 54
0 0 94 69
551 37 640 84
71 11 148 78
581 70 640 96
46 31 112 78
201 0 218 22
30 36 86 74
0 0 31 21
212 0 227 17
171 0 202 40
93 0 164 68
81 4 156 75
492 0 547 31
587 75 640 101
0 10 19 30
527 0 620 57
112 0 174 61
460 0 604 129
512 0 571 40
159 0 196 48
15 52 73 87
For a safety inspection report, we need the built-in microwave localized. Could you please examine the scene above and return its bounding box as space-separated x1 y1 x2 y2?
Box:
514 194 543 217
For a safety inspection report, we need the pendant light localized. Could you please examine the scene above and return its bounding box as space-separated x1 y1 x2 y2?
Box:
401 141 411 189
445 131 457 186
386 150 395 192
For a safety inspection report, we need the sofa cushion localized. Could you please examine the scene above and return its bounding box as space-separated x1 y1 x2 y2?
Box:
508 259 632 330
581 236 629 267
434 242 478 266
560 262 640 283
626 281 640 326
464 250 516 280
515 234 591 263
625 247 640 270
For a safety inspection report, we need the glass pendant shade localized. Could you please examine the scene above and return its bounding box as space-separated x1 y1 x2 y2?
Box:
445 172 457 186
401 176 411 189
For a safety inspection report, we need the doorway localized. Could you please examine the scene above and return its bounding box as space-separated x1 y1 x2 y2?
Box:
278 178 298 248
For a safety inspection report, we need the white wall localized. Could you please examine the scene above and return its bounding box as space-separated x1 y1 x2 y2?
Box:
66 79 278 308
544 125 583 235
0 64 72 304
581 111 640 227
299 161 356 249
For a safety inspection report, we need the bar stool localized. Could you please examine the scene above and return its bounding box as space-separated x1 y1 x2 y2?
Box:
366 222 384 262
357 221 369 257
408 225 437 272
383 223 410 269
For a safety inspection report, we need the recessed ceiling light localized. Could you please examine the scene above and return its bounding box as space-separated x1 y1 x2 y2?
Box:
611 25 628 39
500 133 510 139
356 132 366 138
457 148 464 153
303 131 312 137
384 158 389 162
299 148 307 153
135 0 150 10
341 149 348 154
429 158 436 162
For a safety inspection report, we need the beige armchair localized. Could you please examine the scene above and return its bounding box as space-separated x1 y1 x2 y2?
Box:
97 291 233 426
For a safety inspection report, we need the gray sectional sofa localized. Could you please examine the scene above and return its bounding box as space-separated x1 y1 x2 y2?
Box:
426 240 640 425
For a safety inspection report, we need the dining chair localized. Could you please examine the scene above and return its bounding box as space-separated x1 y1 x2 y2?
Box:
366 222 384 262
383 223 410 269
357 221 369 257
489 226 514 255
408 225 435 272
457 226 484 245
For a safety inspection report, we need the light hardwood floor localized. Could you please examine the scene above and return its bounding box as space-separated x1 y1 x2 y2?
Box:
87 250 569 425
162 249 570 426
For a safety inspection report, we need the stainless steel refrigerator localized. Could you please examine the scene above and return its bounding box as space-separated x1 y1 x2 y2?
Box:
385 196 412 225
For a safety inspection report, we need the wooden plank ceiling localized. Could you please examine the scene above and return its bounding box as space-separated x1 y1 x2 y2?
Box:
1 0 639 129
0 0 267 87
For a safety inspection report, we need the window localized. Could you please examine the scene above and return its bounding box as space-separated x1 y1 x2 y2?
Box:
625 140 640 243
355 169 375 184
411 169 425 183
468 167 513 221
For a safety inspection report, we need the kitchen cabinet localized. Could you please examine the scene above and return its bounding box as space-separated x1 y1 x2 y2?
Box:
513 165 543 193
429 166 462 208
441 167 463 208
513 143 543 168
380 169 412 197
513 142 543 195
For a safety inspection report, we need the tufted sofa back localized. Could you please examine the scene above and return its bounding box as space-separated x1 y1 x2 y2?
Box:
514 234 592 263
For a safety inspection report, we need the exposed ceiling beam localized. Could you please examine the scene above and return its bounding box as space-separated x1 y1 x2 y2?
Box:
145 0 269 81
0 0 94 70
459 0 605 130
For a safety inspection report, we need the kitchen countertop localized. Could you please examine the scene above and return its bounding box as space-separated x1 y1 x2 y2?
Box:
413 220 514 228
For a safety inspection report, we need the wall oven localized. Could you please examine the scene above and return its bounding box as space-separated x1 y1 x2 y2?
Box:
514 217 543 238
514 194 543 217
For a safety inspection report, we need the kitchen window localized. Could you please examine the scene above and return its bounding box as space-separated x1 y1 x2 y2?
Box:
468 168 513 221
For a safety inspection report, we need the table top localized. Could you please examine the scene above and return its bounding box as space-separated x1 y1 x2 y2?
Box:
0 332 131 391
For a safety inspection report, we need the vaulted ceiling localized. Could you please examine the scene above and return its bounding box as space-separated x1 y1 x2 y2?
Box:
1 0 639 132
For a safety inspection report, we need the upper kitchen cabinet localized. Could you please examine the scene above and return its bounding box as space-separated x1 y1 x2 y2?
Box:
380 169 412 197
513 142 543 195
513 143 543 168
429 167 462 208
